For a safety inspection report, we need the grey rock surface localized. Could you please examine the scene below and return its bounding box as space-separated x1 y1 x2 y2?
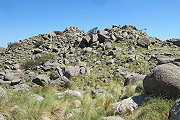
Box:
143 64 180 98
169 99 180 120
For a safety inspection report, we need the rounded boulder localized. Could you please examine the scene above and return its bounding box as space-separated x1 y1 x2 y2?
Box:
143 64 180 98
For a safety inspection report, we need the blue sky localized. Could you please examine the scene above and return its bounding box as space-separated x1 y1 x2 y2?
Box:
0 0 180 47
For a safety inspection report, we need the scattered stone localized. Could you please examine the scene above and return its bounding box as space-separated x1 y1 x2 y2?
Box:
55 90 85 99
32 48 43 54
64 66 80 78
4 73 21 84
122 72 145 86
167 39 180 47
102 116 123 120
12 84 30 92
31 94 44 101
113 94 148 114
0 114 7 120
155 55 176 64
49 76 70 89
137 37 151 48
91 85 106 96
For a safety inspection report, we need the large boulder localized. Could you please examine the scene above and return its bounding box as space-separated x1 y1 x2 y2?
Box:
137 37 151 48
49 76 70 89
143 64 180 98
32 74 49 86
169 99 180 120
4 72 21 85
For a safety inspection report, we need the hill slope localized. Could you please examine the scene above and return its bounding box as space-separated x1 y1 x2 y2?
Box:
0 25 179 120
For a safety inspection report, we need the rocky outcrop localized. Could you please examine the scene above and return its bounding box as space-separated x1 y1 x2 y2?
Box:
143 64 180 98
167 39 180 47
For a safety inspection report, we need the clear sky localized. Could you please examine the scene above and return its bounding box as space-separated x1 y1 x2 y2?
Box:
0 0 180 48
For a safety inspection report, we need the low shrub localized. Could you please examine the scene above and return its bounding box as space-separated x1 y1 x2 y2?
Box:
53 31 63 36
21 53 54 70
8 42 20 48
34 40 44 48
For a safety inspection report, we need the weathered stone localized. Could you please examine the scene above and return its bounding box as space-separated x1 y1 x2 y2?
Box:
0 114 7 120
113 94 148 114
91 85 106 96
32 48 43 54
137 37 151 48
123 72 145 86
32 74 49 86
55 90 84 99
168 39 180 47
77 61 87 67
102 116 123 120
98 30 110 43
49 76 70 89
4 72 21 85
12 84 30 92
169 99 180 120
90 34 98 43
143 64 180 98
64 66 80 78
155 55 176 64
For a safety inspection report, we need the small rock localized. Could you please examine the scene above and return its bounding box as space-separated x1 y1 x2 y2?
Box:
32 48 43 54
12 84 30 92
92 85 106 96
32 74 49 86
31 94 44 101
0 114 7 120
55 90 84 99
102 116 123 120
113 94 148 114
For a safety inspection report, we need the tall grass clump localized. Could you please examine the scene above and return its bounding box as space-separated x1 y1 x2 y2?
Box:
8 42 20 49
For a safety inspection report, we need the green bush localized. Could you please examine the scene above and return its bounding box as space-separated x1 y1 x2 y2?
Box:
8 42 20 48
21 53 54 70
34 40 44 48
53 31 63 36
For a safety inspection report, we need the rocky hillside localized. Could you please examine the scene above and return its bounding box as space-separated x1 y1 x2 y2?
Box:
0 25 179 120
